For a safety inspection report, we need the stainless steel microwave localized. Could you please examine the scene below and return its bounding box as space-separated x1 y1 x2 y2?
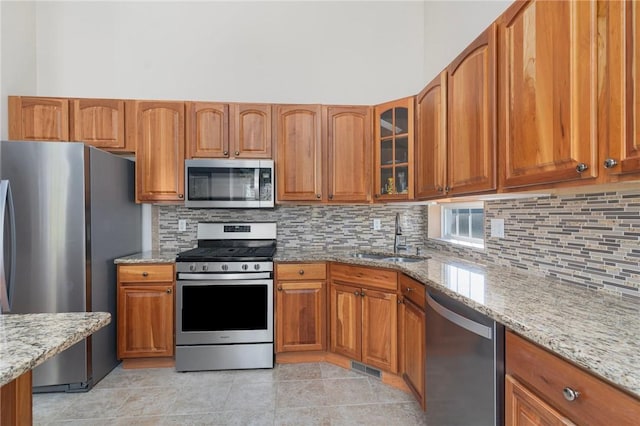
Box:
184 159 274 208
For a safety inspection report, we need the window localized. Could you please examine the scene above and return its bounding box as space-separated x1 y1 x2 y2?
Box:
440 202 485 248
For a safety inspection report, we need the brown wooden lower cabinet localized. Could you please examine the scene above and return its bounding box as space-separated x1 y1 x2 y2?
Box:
0 371 32 426
117 264 175 364
398 274 426 411
505 330 640 425
275 262 327 353
329 263 398 374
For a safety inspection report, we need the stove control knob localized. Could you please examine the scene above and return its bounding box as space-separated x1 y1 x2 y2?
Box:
221 264 229 271
189 264 196 272
242 264 249 271
202 264 209 272
254 264 261 271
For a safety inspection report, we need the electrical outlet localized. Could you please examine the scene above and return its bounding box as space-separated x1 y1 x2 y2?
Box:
373 218 381 230
178 219 187 232
490 218 504 238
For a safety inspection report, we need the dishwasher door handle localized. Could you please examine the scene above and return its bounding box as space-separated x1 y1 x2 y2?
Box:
427 293 493 340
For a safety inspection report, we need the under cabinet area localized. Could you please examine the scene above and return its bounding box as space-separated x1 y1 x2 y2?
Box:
275 263 327 353
117 264 175 366
505 330 640 425
329 263 398 373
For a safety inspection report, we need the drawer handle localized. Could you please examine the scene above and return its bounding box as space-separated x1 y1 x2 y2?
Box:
142 272 149 277
166 288 172 294
562 387 580 402
298 269 305 275
404 287 413 292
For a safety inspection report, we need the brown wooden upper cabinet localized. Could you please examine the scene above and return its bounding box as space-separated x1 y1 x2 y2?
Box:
275 104 323 201
447 24 497 197
498 0 598 190
70 98 132 152
374 96 414 201
186 102 271 159
8 96 69 141
324 105 372 203
127 100 185 203
415 71 447 200
600 0 640 182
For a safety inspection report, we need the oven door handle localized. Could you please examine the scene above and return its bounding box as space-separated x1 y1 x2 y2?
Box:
177 278 273 286
177 272 272 280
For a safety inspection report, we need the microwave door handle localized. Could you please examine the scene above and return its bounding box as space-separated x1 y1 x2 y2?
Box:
254 168 259 200
0 181 16 313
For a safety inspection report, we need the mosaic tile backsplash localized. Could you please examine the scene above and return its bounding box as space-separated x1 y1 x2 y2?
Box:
425 189 640 296
156 188 640 296
155 204 427 254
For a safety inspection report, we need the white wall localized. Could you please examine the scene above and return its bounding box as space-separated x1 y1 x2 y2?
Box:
1 1 37 139
422 0 512 82
31 1 424 106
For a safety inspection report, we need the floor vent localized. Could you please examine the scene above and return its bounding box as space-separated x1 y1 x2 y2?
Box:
350 361 381 379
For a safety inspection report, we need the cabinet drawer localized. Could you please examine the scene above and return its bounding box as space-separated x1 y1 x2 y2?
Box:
330 263 397 291
276 263 326 280
399 274 425 309
118 264 175 283
506 331 640 425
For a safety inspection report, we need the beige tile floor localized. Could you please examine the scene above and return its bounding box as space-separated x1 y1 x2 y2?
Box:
33 362 428 425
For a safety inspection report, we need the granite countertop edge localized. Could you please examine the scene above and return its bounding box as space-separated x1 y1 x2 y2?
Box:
0 312 111 386
115 249 640 400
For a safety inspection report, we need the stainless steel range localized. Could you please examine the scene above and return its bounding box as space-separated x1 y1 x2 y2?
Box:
175 222 276 371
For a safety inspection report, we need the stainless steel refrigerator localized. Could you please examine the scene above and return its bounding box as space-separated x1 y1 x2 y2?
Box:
0 140 142 392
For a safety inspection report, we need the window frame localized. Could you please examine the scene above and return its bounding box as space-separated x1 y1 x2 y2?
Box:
440 201 485 248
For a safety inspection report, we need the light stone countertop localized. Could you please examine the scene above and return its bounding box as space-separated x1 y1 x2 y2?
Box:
113 251 178 264
0 312 111 386
115 247 640 399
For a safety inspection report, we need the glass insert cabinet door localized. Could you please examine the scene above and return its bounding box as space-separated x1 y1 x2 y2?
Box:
374 97 414 200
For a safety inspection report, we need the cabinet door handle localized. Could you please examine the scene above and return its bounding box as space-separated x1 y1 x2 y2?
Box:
562 387 580 402
142 272 149 277
444 186 450 193
360 291 365 297
437 186 443 192
316 194 321 199
277 286 283 291
298 269 305 275
575 163 589 173
398 298 403 304
223 150 229 156
328 194 333 200
603 158 618 169
178 194 184 199
166 288 172 294
354 291 360 296
375 194 380 198
235 151 240 156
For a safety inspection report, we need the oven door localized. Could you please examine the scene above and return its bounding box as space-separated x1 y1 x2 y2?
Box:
176 278 273 345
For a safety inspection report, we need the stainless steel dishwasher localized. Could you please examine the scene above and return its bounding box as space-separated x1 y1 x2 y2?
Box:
425 288 504 426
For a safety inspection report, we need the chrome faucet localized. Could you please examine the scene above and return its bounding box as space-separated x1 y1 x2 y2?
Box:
394 213 407 253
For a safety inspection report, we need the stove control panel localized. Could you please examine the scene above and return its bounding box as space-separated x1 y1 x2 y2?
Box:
177 261 274 273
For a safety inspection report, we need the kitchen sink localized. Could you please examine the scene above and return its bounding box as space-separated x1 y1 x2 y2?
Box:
352 253 426 263
381 256 424 263
352 253 389 260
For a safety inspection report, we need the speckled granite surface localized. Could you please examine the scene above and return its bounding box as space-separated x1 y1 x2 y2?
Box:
113 251 178 264
275 247 640 399
115 248 640 399
0 312 111 386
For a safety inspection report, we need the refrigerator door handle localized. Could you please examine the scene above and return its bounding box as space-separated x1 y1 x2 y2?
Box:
0 180 16 313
